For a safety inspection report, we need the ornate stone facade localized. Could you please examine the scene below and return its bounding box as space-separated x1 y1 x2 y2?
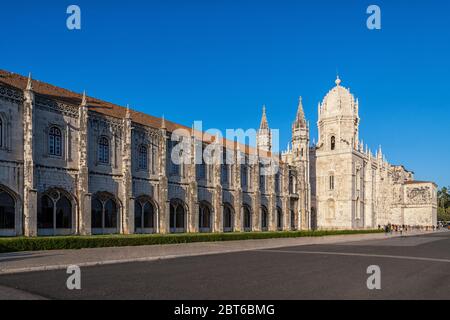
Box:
0 70 437 237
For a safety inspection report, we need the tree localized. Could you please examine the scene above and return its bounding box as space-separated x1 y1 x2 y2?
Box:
437 187 450 222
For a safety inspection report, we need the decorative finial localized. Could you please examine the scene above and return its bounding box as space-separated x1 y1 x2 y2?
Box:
126 104 131 119
26 72 33 91
161 115 166 129
81 90 87 106
335 75 341 86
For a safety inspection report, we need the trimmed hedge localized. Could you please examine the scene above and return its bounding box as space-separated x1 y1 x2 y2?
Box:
0 229 383 253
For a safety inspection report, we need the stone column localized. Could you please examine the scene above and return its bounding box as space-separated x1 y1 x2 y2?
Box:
281 163 291 231
158 120 169 234
268 160 277 231
187 134 199 233
233 145 243 232
213 145 223 232
120 107 134 234
252 154 261 231
77 92 92 235
23 75 37 237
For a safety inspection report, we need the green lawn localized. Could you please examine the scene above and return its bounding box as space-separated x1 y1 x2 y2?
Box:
0 229 383 253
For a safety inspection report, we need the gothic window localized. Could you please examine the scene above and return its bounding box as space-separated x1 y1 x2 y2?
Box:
55 195 72 229
138 145 148 170
197 163 206 180
170 200 186 233
277 208 283 230
135 198 155 232
91 199 103 229
329 175 335 190
275 173 280 193
0 189 15 229
243 206 252 232
331 136 336 151
98 136 110 164
241 164 248 188
38 195 55 229
259 172 266 193
261 206 268 231
169 141 181 176
104 199 117 228
91 194 118 233
199 202 212 232
223 204 234 232
49 126 62 156
38 192 72 230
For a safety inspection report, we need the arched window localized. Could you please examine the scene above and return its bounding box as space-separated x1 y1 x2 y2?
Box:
277 208 283 231
138 145 148 170
135 198 155 232
104 199 117 228
38 195 54 229
38 191 72 234
170 200 186 233
98 137 110 164
55 195 72 229
91 199 103 229
49 126 62 156
331 136 336 151
223 204 234 232
243 206 252 232
91 194 118 234
261 206 268 231
199 202 211 232
0 190 15 229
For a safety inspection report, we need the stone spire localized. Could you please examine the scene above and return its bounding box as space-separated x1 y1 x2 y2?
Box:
293 96 307 129
257 105 272 152
81 90 87 107
259 105 269 130
161 115 166 130
26 73 33 91
126 104 131 119
377 145 383 159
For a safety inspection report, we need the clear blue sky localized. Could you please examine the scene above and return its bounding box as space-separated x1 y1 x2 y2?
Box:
1 0 449 187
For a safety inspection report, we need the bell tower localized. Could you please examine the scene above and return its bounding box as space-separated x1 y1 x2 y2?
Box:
317 76 359 152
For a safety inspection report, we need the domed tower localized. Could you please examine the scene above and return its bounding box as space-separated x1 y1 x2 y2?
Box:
314 76 363 230
317 76 359 152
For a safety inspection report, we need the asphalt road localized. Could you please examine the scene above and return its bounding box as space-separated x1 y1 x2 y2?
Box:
0 232 449 300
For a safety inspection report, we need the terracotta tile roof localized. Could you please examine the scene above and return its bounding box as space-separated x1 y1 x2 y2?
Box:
0 69 274 159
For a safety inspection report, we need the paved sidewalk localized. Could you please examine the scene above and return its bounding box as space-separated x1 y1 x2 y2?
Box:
0 231 439 275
